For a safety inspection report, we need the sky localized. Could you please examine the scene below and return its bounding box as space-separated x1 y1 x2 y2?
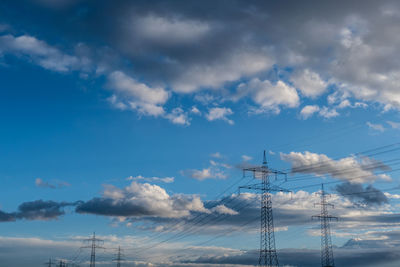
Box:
1 0 400 266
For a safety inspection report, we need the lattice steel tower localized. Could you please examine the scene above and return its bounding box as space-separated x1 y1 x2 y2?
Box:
312 184 338 267
82 232 105 267
113 246 124 267
239 151 289 267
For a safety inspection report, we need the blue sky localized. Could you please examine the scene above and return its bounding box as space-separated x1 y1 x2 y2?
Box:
1 0 400 266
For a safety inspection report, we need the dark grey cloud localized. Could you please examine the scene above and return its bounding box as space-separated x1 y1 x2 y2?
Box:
336 182 389 206
0 200 78 222
3 0 400 114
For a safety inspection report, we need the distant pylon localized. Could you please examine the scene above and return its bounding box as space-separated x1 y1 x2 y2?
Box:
113 246 125 267
239 150 289 267
312 184 338 267
82 232 105 267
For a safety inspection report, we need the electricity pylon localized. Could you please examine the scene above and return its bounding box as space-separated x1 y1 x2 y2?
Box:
312 184 338 267
81 232 105 267
113 246 125 267
239 151 289 267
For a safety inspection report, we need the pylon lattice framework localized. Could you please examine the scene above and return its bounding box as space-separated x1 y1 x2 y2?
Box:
239 151 289 267
113 246 125 267
312 184 338 267
82 232 105 267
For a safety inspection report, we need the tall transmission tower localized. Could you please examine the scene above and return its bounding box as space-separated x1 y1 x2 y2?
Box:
312 184 338 267
239 151 289 267
82 232 105 267
113 246 125 267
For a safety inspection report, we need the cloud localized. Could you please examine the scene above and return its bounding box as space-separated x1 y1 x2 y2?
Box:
132 15 210 45
190 106 201 115
281 151 391 183
127 175 175 184
35 178 70 189
0 200 77 222
165 107 191 125
205 107 234 125
0 34 86 72
241 155 252 162
236 79 299 114
210 152 222 158
6 0 400 122
300 105 340 119
291 69 327 98
335 182 389 206
300 105 320 119
367 122 385 132
211 204 239 215
107 71 170 117
181 168 227 181
387 121 400 129
76 182 209 218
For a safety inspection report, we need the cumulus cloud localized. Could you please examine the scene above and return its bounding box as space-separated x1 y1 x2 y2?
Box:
291 69 327 98
236 79 299 114
205 107 234 125
107 71 169 117
300 105 320 119
76 182 209 218
281 151 391 183
165 107 191 125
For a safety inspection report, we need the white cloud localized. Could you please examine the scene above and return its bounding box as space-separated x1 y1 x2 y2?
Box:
291 69 327 98
210 152 222 158
211 204 238 215
190 106 201 115
300 105 339 119
127 175 175 183
205 107 234 125
165 107 191 125
77 181 209 218
241 155 252 162
319 106 339 119
367 122 385 132
387 121 400 129
181 168 227 181
300 105 320 119
0 34 85 72
281 151 391 183
107 71 169 117
236 79 300 114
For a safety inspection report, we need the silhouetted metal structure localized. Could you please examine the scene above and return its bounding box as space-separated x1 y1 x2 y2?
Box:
239 151 289 267
312 184 338 267
82 232 104 267
113 246 125 267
